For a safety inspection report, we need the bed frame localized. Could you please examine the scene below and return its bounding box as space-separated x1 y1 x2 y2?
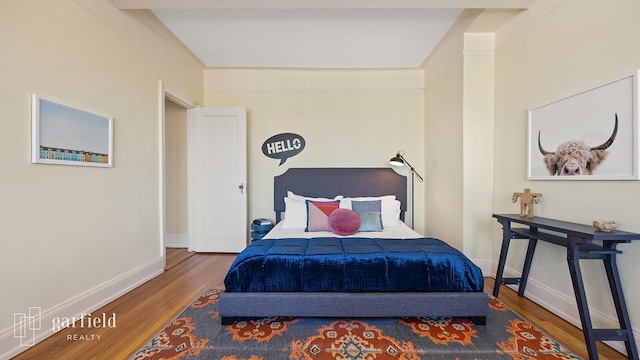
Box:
219 168 488 325
272 167 408 223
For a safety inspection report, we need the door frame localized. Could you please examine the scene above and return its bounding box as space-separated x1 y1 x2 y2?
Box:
158 81 199 263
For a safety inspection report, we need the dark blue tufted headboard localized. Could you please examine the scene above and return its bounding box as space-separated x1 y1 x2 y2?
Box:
274 168 407 223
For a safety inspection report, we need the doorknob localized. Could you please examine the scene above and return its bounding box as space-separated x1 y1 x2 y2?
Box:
239 183 245 194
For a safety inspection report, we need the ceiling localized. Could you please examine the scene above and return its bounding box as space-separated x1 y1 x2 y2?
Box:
109 0 536 69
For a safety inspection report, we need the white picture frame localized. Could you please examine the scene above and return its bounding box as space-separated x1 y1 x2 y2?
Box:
32 94 113 168
527 71 639 180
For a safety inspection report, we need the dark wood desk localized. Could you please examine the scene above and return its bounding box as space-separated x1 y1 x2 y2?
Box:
493 214 639 360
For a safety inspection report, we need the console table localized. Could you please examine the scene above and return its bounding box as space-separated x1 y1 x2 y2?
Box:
493 214 639 360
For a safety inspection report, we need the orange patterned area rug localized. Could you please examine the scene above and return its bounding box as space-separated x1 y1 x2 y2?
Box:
130 289 581 360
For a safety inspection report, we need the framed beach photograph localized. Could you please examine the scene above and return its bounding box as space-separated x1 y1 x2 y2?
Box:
32 94 113 168
527 71 639 180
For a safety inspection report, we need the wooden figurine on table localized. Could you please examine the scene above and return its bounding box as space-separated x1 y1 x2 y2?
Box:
512 188 542 218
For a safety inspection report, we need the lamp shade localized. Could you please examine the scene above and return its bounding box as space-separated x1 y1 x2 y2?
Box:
388 150 423 182
389 154 404 167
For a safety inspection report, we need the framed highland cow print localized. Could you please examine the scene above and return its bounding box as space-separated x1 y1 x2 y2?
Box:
527 71 639 180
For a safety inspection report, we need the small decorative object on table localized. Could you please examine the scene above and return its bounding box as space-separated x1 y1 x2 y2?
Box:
512 188 542 218
251 218 274 241
593 220 617 232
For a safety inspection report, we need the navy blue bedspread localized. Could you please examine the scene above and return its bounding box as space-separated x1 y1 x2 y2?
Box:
224 237 484 293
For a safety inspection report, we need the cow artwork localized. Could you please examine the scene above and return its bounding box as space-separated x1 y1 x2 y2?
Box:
538 114 618 176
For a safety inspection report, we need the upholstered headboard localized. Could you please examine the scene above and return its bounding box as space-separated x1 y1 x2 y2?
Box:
273 168 407 223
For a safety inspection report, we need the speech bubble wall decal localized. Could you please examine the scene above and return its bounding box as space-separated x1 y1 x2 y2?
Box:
262 133 306 165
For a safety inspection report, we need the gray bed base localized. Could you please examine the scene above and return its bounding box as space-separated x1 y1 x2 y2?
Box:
219 292 488 325
219 168 488 326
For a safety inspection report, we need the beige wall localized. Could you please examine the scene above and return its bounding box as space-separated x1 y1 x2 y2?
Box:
424 58 464 249
493 0 640 351
0 0 203 356
164 100 188 237
204 68 426 232
422 14 496 273
425 0 640 351
462 35 495 266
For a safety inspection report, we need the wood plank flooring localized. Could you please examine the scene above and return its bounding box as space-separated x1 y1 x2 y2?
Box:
11 254 626 360
164 247 195 270
485 277 626 360
11 253 236 360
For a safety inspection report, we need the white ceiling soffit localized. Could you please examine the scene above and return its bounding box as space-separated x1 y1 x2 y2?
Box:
152 8 466 68
110 0 536 68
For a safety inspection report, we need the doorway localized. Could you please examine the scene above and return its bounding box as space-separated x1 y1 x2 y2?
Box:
160 81 198 270
164 99 192 269
159 83 247 264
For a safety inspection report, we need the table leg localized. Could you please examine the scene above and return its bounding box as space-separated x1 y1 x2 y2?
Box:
493 220 512 297
566 238 599 360
603 244 638 360
518 238 537 297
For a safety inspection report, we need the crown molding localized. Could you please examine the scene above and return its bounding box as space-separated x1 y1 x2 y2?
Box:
495 0 566 50
75 0 205 88
204 68 424 92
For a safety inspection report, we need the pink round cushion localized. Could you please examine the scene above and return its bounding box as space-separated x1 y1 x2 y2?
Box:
328 208 361 236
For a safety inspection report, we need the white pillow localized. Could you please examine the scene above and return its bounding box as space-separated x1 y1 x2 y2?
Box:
287 191 342 202
381 200 401 228
282 197 307 228
340 197 401 228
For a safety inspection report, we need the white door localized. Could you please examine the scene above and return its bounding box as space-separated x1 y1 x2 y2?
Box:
187 107 247 253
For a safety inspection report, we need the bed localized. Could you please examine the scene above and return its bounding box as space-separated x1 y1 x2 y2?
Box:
219 168 488 325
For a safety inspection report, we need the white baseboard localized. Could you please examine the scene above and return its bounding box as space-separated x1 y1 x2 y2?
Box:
0 257 165 360
165 234 188 248
497 264 634 357
473 258 493 278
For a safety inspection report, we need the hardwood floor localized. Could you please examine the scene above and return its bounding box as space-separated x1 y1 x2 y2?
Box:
11 253 236 360
12 255 626 360
164 247 195 270
484 277 626 360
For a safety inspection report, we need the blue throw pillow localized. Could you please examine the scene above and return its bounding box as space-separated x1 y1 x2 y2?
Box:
356 211 383 232
352 200 383 231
